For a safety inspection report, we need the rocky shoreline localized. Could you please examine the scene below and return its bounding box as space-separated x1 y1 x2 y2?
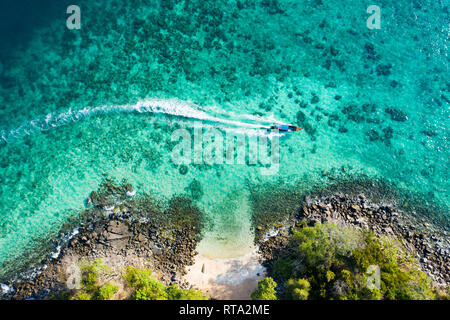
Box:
1 178 204 300
1 178 449 299
257 192 450 288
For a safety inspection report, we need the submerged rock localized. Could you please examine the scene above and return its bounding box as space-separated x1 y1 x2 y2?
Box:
187 179 203 200
367 129 381 141
311 95 319 104
179 164 189 175
376 63 392 76
421 130 438 137
296 111 316 137
382 126 394 140
338 126 348 133
385 107 408 122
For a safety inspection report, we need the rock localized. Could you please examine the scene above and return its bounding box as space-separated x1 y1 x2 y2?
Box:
421 130 437 137
355 218 366 227
108 221 129 235
367 129 381 141
376 63 392 76
364 42 375 55
383 227 393 234
385 107 408 122
187 179 203 200
126 190 136 197
179 165 189 175
338 126 348 133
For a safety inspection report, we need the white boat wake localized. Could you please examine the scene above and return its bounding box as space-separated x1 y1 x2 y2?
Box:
0 98 286 144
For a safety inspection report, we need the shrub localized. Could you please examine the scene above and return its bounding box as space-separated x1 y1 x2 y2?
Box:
251 277 278 300
166 284 208 300
292 222 359 271
50 291 72 300
285 278 310 300
97 282 119 300
436 287 450 300
123 266 208 300
80 258 111 291
59 264 209 300
66 259 116 300
351 232 435 300
124 266 167 300
266 221 437 300
272 257 294 280
72 291 92 300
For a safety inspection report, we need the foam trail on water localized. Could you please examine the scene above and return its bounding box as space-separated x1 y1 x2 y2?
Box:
0 98 286 145
132 99 278 129
199 103 283 125
176 119 284 138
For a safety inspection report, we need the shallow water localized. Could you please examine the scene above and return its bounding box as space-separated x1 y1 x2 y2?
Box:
0 0 448 277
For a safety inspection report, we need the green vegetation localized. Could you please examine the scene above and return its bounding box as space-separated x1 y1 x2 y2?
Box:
252 221 441 300
272 257 295 280
98 282 119 300
79 258 112 292
123 266 167 300
73 291 93 300
70 258 118 300
250 277 277 300
166 284 209 300
63 261 208 300
124 266 208 300
285 278 310 300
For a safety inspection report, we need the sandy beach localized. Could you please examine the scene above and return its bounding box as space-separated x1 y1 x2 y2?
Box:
183 249 266 300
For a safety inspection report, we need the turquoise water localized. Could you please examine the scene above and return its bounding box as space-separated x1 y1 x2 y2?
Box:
0 0 448 277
